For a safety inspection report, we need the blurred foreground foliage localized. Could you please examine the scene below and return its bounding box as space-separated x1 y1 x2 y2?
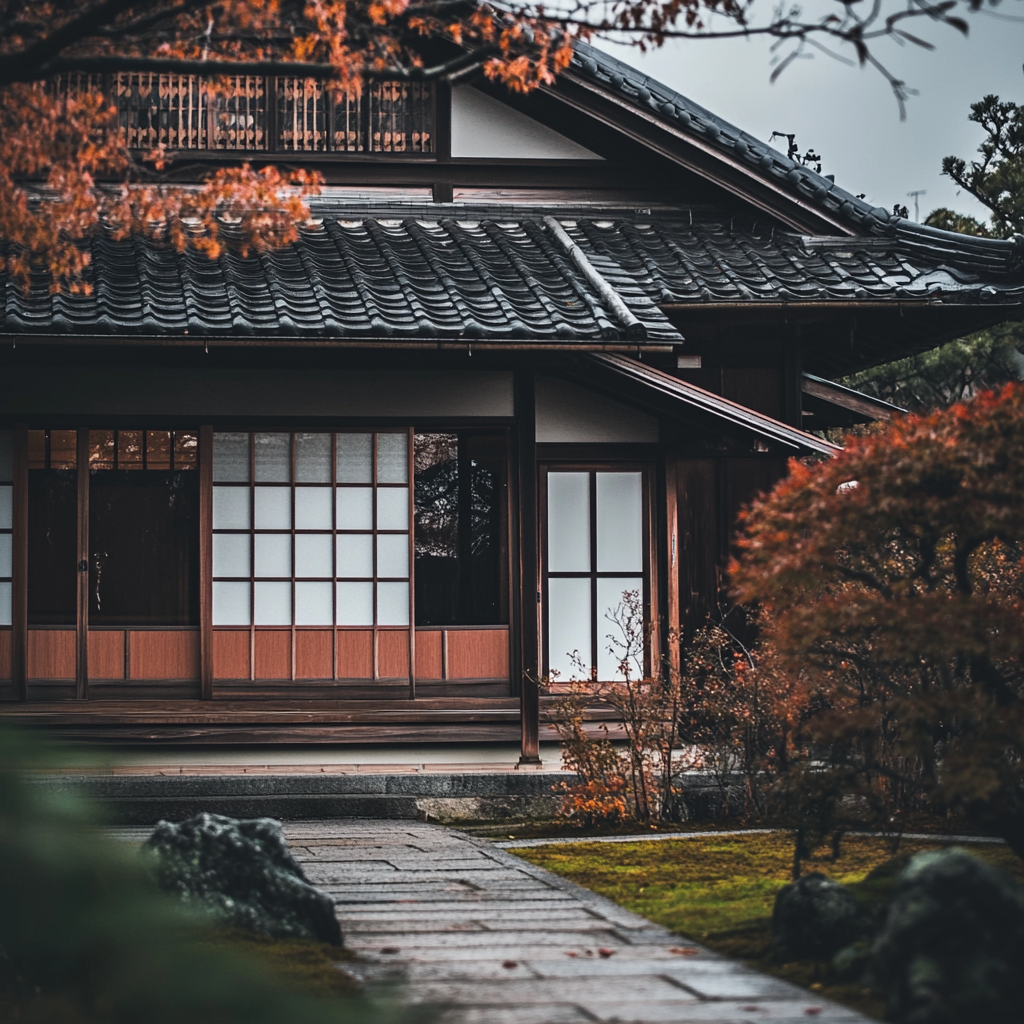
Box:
0 722 401 1024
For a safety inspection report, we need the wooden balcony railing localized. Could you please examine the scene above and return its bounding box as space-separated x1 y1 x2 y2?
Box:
55 73 435 155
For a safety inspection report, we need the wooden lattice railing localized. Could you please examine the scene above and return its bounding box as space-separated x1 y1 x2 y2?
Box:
54 73 435 154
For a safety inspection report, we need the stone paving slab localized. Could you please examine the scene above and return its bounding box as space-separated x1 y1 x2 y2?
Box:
279 819 876 1024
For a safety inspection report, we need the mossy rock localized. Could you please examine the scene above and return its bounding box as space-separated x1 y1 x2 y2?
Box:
870 847 1024 1024
771 872 870 962
144 813 342 945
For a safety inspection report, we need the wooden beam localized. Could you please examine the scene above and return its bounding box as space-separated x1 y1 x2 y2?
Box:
11 423 27 701
515 370 541 764
663 449 681 676
199 425 213 699
75 428 89 700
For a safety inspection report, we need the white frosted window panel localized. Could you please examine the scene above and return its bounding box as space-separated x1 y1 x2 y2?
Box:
212 487 250 530
547 472 590 572
254 581 291 625
295 581 332 625
254 432 291 482
0 485 11 529
213 581 250 625
0 431 12 480
377 581 410 625
337 433 372 483
336 488 372 530
295 433 331 482
336 534 373 578
254 486 291 529
213 432 249 482
336 581 373 625
377 433 408 484
547 576 591 681
377 533 409 578
0 582 11 625
212 533 250 578
0 534 10 577
377 488 409 530
254 534 291 578
295 487 332 529
295 534 332 577
597 577 644 681
596 472 643 572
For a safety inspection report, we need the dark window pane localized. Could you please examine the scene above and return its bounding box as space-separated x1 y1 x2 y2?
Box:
414 432 507 626
89 470 199 625
28 470 77 625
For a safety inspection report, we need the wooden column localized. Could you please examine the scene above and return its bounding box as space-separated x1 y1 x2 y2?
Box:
199 425 214 699
515 370 541 764
663 450 681 676
407 425 416 700
75 428 89 700
784 340 803 429
12 423 28 701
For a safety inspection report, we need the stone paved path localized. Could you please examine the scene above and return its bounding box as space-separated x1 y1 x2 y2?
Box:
283 819 872 1024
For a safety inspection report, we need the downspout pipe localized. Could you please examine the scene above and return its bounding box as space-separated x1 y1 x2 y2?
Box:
542 216 647 340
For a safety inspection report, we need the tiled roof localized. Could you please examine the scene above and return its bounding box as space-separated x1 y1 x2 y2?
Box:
2 205 1023 340
569 41 1024 253
0 212 679 341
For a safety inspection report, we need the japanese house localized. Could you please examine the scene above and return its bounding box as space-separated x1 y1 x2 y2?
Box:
2 46 1022 758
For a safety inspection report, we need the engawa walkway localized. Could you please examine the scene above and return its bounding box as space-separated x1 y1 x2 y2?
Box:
282 819 871 1024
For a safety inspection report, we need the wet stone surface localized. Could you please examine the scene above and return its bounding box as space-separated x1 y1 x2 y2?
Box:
279 819 872 1024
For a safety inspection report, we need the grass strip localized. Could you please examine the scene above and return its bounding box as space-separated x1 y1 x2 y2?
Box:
509 831 1024 1021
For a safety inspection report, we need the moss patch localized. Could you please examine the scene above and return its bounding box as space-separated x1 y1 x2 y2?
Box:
197 929 361 999
510 832 1024 1021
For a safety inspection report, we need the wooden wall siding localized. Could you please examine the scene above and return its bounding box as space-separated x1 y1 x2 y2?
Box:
254 631 291 680
377 630 410 679
415 630 443 680
0 630 11 681
88 631 124 680
337 630 374 679
212 631 250 680
296 631 333 680
27 630 76 680
129 631 199 680
447 629 509 680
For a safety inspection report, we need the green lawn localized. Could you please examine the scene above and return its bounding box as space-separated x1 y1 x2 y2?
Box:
509 832 1024 1020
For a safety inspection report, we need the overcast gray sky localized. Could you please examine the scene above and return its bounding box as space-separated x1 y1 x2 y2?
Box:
606 7 1024 224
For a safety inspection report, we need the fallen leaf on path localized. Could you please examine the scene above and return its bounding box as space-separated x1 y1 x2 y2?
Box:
502 961 518 969
804 1010 822 1017
598 948 616 958
669 947 700 956
379 947 400 954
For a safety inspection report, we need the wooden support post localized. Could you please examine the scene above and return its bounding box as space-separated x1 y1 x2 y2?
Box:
12 423 28 701
664 450 681 677
515 370 541 765
784 340 803 429
75 428 89 700
199 425 213 699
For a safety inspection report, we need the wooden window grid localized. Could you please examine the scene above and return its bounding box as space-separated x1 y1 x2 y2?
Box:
211 430 415 683
539 463 654 684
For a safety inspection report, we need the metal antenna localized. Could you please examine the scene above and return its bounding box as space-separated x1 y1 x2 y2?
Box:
907 190 927 222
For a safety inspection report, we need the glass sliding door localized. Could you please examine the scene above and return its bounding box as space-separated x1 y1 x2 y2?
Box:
211 430 413 683
543 467 648 682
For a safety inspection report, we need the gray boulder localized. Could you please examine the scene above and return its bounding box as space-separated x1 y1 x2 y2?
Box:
143 812 342 945
771 872 869 961
870 847 1024 1024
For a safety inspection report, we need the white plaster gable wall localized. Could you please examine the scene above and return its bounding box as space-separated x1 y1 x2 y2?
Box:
450 86 603 160
535 376 658 443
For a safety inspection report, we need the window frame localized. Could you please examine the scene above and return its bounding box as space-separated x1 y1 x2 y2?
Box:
539 461 655 684
210 428 416 683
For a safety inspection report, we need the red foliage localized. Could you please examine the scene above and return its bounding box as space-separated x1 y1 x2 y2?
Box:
731 384 1024 857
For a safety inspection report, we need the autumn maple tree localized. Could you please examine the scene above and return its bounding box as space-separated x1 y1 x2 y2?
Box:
0 0 1000 293
731 384 1024 858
